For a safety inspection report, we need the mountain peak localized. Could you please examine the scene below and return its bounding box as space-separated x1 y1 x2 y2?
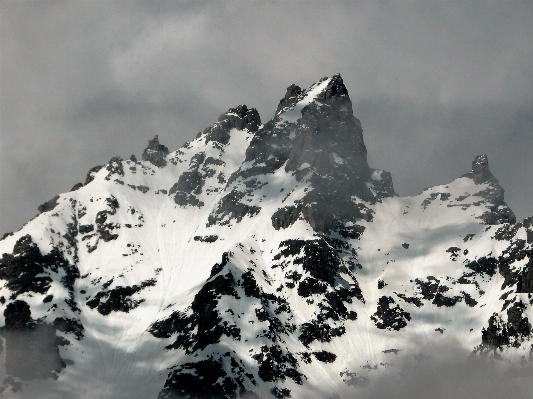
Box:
141 135 169 167
275 84 303 115
275 74 352 119
470 154 493 184
316 73 349 100
217 104 261 132
1 75 531 399
458 154 516 224
462 154 497 184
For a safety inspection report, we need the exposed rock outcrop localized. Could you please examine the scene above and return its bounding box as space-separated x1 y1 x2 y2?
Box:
204 105 261 145
142 135 169 168
38 195 60 213
471 154 493 184
275 84 302 115
462 155 516 225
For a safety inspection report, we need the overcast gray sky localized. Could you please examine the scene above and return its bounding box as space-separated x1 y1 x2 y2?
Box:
1 1 532 235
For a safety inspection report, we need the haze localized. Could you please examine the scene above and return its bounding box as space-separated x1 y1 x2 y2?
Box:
1 1 532 235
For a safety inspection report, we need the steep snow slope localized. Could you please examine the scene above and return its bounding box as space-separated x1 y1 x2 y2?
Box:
0 75 532 399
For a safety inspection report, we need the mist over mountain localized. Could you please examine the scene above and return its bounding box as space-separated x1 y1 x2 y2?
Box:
0 75 532 399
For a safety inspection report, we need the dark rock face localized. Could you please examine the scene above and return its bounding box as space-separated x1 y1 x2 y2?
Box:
465 257 498 276
169 153 206 207
253 345 303 385
70 182 83 191
282 75 385 231
370 170 396 199
105 156 125 180
150 243 360 399
523 217 533 244
284 75 369 177
496 238 533 293
481 206 516 225
1 301 65 380
219 105 261 133
142 135 169 167
0 233 84 343
494 223 520 241
84 165 103 185
471 154 493 184
220 74 393 233
127 184 150 193
150 255 256 399
38 195 60 213
461 155 516 225
481 301 532 350
150 271 241 353
517 260 533 293
275 84 302 115
168 153 227 208
53 317 84 340
422 192 451 209
86 279 156 316
275 240 339 285
203 105 261 145
94 196 120 242
208 189 261 226
271 205 300 230
0 235 76 300
399 277 465 308
158 357 250 399
272 238 361 350
313 350 337 363
371 296 411 330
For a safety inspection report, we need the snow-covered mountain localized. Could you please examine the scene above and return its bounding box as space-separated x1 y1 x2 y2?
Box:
1 75 532 399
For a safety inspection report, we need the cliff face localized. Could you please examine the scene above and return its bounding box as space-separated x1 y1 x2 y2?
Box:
0 75 531 399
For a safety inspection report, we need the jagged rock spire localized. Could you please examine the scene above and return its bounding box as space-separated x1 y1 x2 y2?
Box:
217 104 261 132
142 135 169 168
275 84 302 115
463 154 496 184
203 104 261 145
471 154 493 184
461 154 516 225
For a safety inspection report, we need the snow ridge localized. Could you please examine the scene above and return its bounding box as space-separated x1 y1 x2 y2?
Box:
0 75 532 399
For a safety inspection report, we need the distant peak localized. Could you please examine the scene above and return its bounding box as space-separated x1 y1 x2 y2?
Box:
217 104 261 133
200 105 261 146
275 84 303 115
276 74 353 119
470 154 494 184
317 73 349 101
142 135 169 168
145 135 168 153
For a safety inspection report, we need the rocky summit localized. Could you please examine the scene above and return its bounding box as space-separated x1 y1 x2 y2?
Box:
0 74 532 399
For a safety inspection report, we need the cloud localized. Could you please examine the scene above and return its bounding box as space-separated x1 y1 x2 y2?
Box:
1 1 532 234
331 340 533 399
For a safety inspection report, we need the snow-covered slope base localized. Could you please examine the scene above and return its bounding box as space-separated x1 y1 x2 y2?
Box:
1 76 532 399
